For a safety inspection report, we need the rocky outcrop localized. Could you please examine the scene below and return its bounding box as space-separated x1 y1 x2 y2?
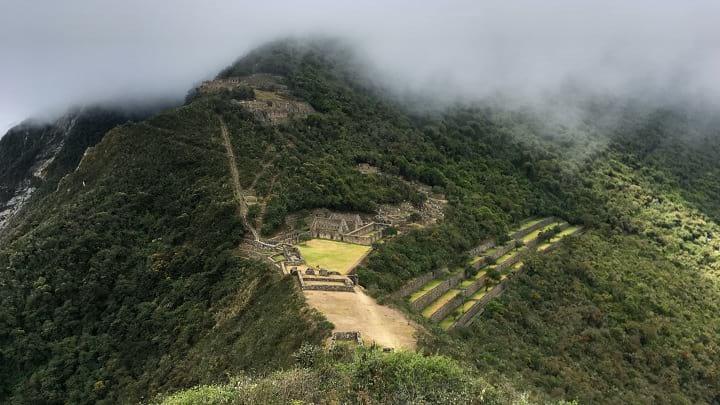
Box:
0 106 162 237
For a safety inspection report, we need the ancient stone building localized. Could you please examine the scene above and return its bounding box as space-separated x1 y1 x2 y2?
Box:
309 212 386 245
310 217 350 240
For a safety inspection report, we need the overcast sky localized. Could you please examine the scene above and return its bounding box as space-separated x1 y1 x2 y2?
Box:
1 0 719 135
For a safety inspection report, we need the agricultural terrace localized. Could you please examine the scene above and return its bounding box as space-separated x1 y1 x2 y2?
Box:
297 239 372 274
401 217 583 330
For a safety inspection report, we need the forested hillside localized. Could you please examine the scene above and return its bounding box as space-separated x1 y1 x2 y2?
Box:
2 39 719 403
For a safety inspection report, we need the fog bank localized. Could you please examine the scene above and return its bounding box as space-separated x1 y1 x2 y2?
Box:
1 0 719 134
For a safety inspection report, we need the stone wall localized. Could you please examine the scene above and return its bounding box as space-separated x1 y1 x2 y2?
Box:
342 233 380 245
343 222 386 245
510 217 557 240
468 239 495 257
462 274 487 297
495 250 524 272
410 271 465 311
235 99 315 125
332 331 363 345
296 272 355 292
453 283 507 328
303 284 354 292
429 293 464 322
390 269 445 300
487 240 518 262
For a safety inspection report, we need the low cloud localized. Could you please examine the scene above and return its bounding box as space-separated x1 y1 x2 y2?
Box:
1 0 719 133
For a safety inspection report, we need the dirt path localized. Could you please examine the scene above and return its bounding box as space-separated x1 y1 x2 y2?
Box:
218 117 260 241
249 155 277 190
304 287 418 350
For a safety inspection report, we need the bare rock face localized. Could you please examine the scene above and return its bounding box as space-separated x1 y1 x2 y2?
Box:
0 107 146 236
0 115 74 234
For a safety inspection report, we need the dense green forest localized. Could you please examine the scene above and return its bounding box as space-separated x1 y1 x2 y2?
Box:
0 99 330 403
2 39 719 403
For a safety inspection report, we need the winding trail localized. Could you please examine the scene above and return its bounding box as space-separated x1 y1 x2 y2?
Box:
218 117 260 241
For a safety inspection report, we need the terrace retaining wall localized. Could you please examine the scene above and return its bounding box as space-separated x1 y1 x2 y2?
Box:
487 240 518 261
449 223 579 330
410 272 465 311
468 239 495 257
462 274 488 297
452 283 507 328
429 293 465 322
391 269 445 300
510 217 557 240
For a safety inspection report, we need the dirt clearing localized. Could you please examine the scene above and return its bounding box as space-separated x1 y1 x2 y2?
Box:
304 287 418 350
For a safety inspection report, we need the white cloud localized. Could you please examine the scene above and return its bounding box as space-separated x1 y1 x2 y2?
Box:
1 0 719 132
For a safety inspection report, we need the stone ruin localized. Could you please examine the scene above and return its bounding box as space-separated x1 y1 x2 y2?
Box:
197 77 242 93
283 245 304 265
196 74 315 125
309 211 387 246
331 331 363 346
233 98 314 125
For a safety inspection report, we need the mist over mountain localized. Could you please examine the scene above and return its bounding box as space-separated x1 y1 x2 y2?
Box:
3 3 720 404
2 0 719 134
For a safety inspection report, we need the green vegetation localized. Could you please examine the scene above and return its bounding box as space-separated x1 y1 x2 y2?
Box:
297 239 371 274
2 38 720 403
422 289 461 318
0 98 331 403
409 279 442 302
157 346 529 404
0 107 148 208
443 231 720 403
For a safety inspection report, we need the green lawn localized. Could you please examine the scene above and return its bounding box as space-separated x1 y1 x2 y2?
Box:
496 248 520 264
460 279 475 288
409 280 442 302
422 289 460 318
297 239 371 274
521 221 563 244
473 269 487 279
538 226 582 251
518 217 543 230
439 316 456 330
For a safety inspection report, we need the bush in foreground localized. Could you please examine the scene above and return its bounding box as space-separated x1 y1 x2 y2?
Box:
157 346 534 404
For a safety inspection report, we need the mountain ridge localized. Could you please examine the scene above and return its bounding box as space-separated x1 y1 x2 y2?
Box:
1 39 719 403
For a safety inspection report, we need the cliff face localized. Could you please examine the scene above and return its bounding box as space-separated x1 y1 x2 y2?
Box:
0 108 150 234
1 115 72 233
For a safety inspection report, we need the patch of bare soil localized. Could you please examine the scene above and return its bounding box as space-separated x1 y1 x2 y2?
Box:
304 287 418 350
